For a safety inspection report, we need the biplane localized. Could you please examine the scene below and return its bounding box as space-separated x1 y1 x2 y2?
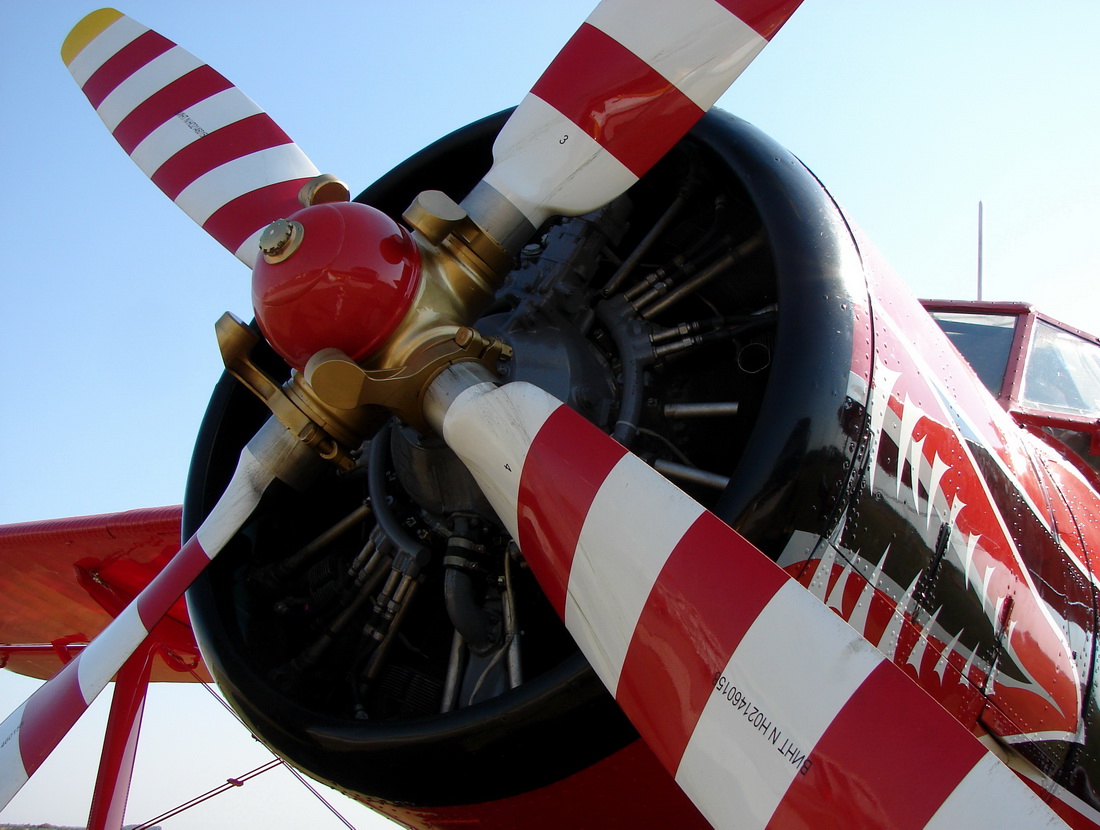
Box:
2 2 1100 828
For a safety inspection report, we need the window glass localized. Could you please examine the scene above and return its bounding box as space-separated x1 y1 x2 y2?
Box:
930 312 1017 396
1022 321 1100 418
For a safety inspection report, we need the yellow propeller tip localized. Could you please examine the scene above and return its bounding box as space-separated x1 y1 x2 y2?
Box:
61 8 124 66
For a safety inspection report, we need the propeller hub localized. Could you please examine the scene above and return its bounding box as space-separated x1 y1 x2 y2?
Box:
252 202 422 371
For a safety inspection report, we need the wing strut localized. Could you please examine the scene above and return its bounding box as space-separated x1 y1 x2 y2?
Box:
0 418 322 809
88 641 156 830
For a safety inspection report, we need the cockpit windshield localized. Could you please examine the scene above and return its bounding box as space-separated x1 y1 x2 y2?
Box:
929 311 1016 396
927 301 1100 474
1021 320 1100 419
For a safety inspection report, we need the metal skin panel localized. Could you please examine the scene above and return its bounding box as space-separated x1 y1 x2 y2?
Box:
683 117 1100 821
699 112 873 555
362 740 705 830
772 229 1100 824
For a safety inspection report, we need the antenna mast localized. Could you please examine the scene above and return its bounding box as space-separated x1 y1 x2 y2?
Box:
977 201 984 301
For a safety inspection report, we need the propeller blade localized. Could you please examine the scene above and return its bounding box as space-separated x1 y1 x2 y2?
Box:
61 9 321 267
0 418 318 809
462 0 802 253
423 365 1067 829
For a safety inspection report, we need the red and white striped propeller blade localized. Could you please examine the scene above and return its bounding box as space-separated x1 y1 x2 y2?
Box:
424 367 1067 829
61 8 320 267
461 0 803 253
0 420 316 809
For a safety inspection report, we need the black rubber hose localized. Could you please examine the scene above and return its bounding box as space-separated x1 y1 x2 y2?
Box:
367 421 429 571
443 516 501 656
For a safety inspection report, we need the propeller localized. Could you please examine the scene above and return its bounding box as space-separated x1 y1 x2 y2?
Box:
0 418 320 807
3 1 1070 826
420 364 1069 828
462 0 803 253
60 8 342 267
1 8 348 810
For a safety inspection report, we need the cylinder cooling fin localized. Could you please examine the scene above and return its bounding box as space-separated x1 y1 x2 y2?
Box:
184 109 865 810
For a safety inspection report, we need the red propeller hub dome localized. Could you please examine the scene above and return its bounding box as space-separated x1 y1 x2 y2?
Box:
251 202 422 371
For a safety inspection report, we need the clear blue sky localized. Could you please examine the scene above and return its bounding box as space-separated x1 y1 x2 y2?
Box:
2 2 1099 828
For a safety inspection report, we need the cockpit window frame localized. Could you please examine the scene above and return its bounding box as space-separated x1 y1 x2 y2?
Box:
923 300 1034 404
922 299 1100 463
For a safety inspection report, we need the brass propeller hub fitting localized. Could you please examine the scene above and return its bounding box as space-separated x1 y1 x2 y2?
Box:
216 313 381 471
223 186 515 466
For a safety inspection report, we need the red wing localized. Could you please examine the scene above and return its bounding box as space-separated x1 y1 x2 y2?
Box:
0 506 210 682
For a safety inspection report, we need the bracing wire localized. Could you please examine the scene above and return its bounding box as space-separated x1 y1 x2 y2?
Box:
124 671 360 829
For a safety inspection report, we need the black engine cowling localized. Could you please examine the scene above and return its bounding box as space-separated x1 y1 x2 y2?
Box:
183 109 865 812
